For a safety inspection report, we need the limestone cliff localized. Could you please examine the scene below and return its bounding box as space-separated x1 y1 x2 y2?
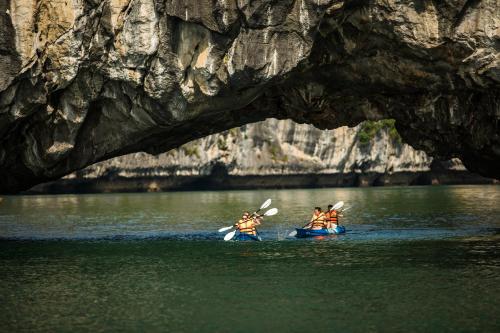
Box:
76 119 435 178
1 0 499 193
32 119 492 193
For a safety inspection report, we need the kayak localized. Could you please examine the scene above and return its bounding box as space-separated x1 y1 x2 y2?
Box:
233 233 262 241
295 226 346 238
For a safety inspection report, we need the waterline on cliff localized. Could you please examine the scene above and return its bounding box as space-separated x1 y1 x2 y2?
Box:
25 171 497 194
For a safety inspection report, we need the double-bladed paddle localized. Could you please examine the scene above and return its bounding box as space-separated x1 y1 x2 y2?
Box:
218 198 272 233
223 208 279 241
288 201 344 237
341 206 350 212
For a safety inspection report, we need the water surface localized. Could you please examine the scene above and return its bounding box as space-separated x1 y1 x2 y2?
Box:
1 186 499 332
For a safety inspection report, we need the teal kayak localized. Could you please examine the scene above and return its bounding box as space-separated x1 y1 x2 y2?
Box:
295 226 346 238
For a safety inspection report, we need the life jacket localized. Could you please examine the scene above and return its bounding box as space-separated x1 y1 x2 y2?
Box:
236 218 257 236
326 210 338 224
311 212 326 229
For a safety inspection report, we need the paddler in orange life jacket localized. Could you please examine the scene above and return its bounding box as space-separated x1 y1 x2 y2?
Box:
305 207 327 230
325 204 339 229
235 212 262 236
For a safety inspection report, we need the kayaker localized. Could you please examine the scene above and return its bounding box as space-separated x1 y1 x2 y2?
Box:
325 204 339 228
235 212 261 236
305 207 327 230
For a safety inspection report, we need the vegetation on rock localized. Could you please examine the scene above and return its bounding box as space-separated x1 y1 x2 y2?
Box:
358 119 402 145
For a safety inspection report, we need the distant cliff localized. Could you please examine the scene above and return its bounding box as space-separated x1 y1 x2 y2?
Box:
28 119 495 193
72 119 436 176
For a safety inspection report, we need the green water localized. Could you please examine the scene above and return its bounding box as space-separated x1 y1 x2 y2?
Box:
1 186 499 332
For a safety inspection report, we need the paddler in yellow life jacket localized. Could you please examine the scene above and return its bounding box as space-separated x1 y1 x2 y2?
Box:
235 212 262 236
305 207 327 230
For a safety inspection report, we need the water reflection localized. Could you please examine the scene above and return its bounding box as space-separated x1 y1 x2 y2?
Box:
0 186 499 240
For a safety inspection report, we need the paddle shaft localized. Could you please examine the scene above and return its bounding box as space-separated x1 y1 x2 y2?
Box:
231 214 265 240
301 212 325 229
222 201 268 232
253 198 271 216
302 209 342 228
235 213 264 227
289 215 325 237
289 214 327 237
219 214 261 234
223 199 271 239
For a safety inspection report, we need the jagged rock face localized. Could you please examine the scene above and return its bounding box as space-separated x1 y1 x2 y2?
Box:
77 119 438 178
0 0 499 193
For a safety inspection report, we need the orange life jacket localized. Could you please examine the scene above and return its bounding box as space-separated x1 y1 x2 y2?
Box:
311 212 326 229
236 218 257 236
326 210 338 224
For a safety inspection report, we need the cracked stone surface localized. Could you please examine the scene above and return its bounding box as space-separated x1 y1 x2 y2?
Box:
66 119 447 178
0 0 499 193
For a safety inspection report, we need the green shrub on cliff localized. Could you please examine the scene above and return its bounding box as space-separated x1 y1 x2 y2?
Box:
268 142 288 163
217 137 228 151
228 128 239 138
358 130 372 145
268 143 279 160
358 119 402 145
182 143 200 158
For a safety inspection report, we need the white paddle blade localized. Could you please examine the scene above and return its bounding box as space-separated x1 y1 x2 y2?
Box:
264 208 278 216
288 230 297 237
260 198 272 210
224 230 236 241
341 207 351 212
218 226 233 233
332 201 344 211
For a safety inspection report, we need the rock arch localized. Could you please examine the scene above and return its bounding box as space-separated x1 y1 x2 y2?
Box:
0 0 499 193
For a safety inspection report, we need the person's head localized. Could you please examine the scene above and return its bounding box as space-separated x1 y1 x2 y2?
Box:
242 211 250 218
314 207 322 214
327 204 333 211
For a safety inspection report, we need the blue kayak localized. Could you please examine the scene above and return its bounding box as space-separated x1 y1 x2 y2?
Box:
295 226 346 238
234 233 262 241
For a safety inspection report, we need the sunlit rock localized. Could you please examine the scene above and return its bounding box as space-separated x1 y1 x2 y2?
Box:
0 0 499 193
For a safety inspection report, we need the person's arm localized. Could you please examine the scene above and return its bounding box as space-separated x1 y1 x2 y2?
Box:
304 215 314 228
254 217 262 226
